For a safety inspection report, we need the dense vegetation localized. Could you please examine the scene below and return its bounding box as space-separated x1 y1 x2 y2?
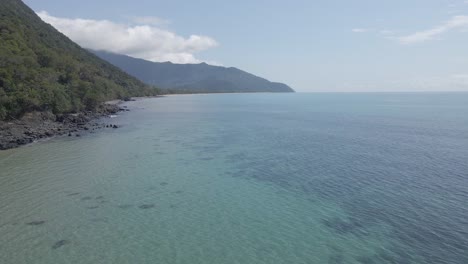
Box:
0 0 158 120
92 50 295 94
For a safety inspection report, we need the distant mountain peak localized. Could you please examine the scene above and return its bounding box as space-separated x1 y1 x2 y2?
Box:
91 50 294 93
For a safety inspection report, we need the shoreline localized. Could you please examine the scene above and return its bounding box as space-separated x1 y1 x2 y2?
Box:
0 96 164 151
0 103 128 151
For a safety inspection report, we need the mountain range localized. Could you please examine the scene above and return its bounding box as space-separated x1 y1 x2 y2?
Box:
91 50 295 94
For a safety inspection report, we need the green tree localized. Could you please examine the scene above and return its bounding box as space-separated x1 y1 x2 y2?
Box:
0 0 159 120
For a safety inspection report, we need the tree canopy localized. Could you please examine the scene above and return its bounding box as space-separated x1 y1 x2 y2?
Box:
0 0 159 120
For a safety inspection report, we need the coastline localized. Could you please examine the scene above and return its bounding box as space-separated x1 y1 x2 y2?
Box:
0 103 127 151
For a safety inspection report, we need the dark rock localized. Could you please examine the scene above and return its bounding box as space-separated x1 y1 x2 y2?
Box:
26 220 45 226
52 240 69 249
138 204 155 209
0 100 133 150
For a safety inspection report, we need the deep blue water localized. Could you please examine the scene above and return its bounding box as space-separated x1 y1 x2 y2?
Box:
1 93 467 263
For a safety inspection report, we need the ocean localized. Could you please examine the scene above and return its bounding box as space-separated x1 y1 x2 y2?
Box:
1 93 467 264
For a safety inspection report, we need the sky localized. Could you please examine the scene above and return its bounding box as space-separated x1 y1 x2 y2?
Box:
24 0 468 92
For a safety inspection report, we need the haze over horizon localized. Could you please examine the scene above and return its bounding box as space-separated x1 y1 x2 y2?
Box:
24 0 468 92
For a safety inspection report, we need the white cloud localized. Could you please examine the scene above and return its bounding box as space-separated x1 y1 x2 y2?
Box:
397 15 468 44
37 11 218 64
352 28 370 33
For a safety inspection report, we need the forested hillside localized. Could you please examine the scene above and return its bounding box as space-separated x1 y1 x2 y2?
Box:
0 0 158 120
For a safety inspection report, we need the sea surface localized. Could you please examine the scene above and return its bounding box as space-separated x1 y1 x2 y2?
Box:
1 93 467 264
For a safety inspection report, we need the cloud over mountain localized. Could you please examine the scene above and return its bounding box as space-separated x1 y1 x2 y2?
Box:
37 11 218 64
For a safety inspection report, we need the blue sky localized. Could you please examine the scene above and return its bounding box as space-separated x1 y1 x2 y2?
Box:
25 0 468 92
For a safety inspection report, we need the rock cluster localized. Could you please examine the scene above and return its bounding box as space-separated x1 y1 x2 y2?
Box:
0 104 127 150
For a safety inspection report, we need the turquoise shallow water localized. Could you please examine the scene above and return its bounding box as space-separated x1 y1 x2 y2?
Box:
1 93 468 264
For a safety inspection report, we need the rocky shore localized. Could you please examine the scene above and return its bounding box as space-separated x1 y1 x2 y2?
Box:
0 103 128 150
